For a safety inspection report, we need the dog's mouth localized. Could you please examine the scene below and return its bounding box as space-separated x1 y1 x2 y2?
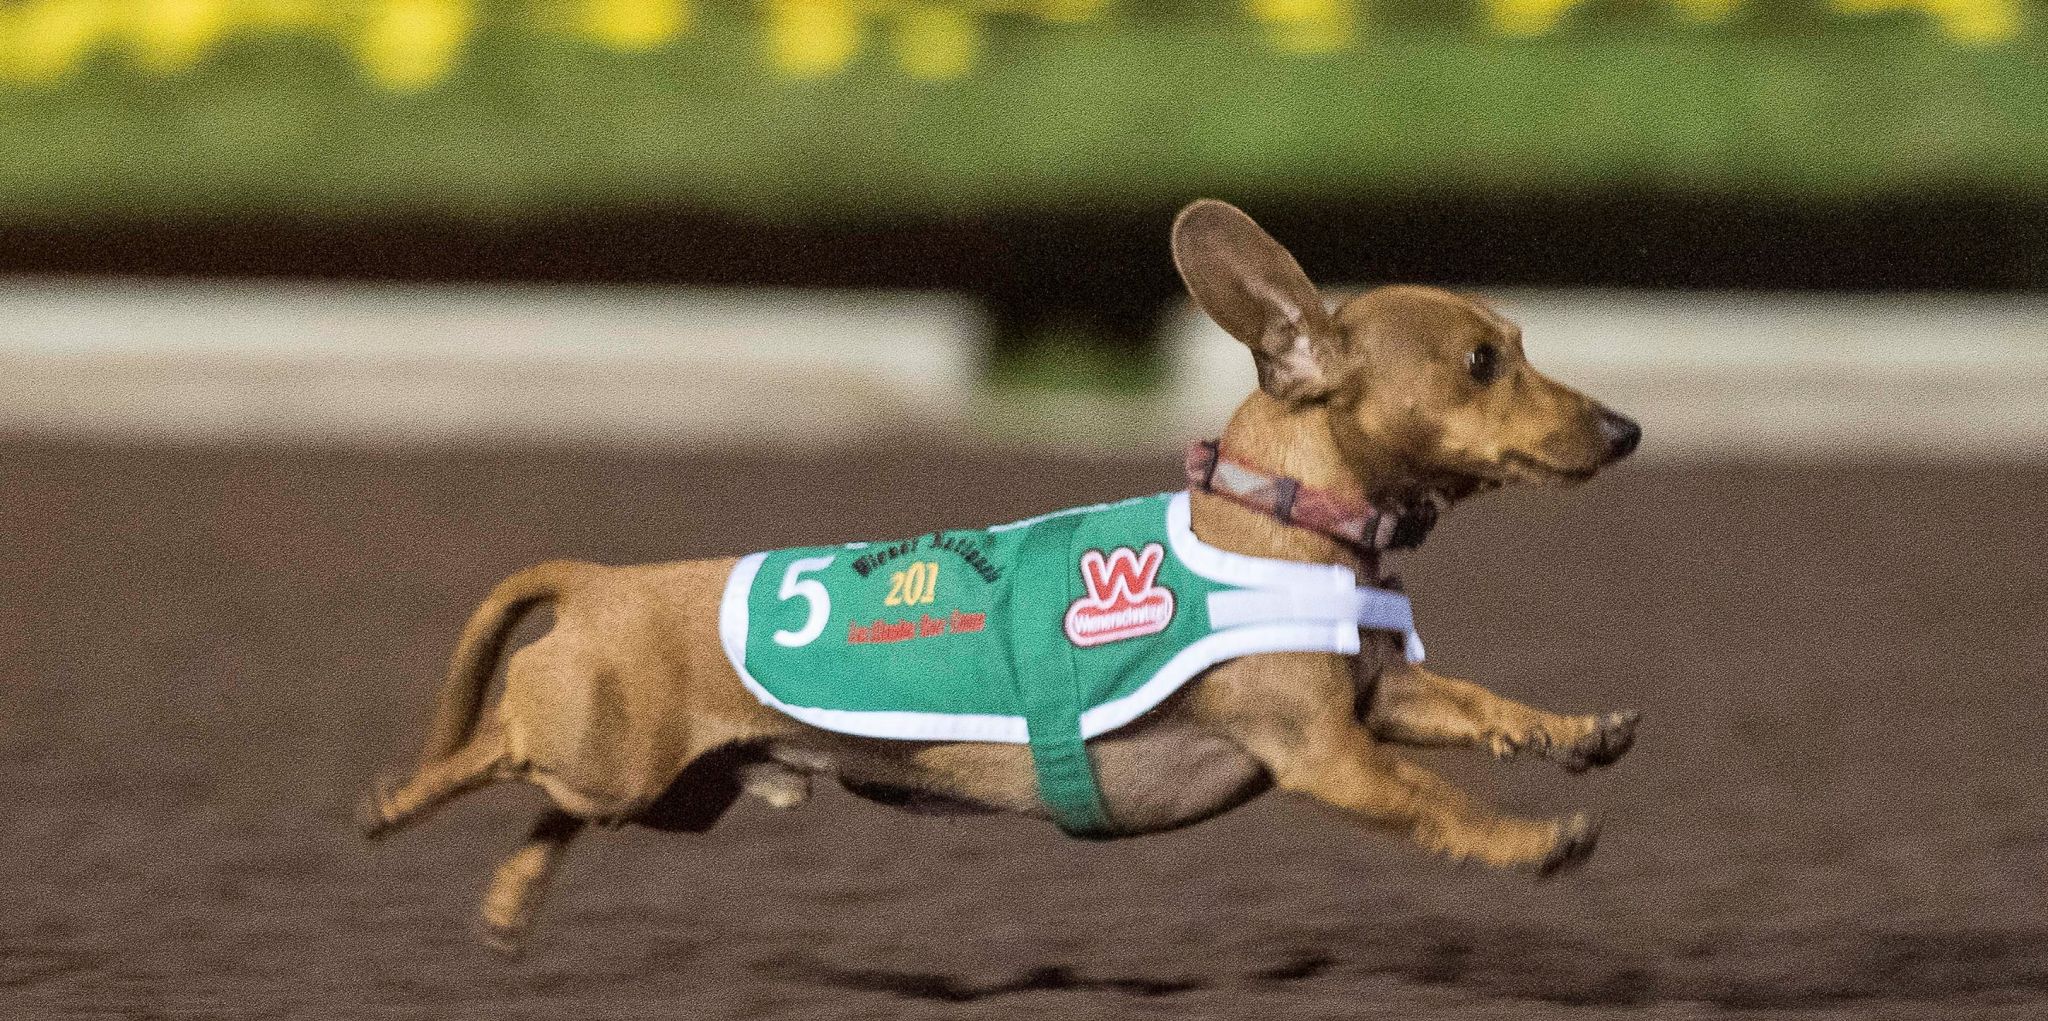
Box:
1496 450 1601 485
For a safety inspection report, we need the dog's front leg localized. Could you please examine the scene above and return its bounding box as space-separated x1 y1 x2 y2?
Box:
1263 721 1597 876
1366 662 1638 773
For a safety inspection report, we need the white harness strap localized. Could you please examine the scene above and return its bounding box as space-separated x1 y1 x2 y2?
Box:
1357 586 1427 663
1205 584 1425 664
1169 490 1426 665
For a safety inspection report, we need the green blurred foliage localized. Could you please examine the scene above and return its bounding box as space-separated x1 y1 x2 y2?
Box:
989 320 1165 395
0 1 2040 217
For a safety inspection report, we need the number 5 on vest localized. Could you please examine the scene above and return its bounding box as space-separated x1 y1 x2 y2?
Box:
773 557 836 647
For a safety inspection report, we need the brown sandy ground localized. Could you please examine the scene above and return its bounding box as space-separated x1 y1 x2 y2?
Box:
2 439 2043 1019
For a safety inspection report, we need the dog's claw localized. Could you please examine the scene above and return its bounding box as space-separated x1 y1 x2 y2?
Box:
1561 711 1639 773
1536 814 1601 879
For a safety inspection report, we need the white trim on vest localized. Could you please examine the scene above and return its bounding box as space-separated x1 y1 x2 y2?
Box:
720 492 1425 745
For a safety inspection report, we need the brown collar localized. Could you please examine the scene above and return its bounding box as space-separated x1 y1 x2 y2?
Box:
1184 440 1437 557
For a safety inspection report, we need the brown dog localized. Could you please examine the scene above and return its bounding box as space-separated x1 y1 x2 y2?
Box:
359 199 1642 954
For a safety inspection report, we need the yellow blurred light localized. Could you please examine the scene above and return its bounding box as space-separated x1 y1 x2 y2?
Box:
580 0 690 51
2 0 118 83
1938 1 2022 43
1246 0 1354 53
1247 0 1320 20
1484 0 1588 37
1830 0 2021 43
233 0 333 32
357 0 472 91
129 0 231 73
766 0 861 76
893 4 977 79
233 0 330 30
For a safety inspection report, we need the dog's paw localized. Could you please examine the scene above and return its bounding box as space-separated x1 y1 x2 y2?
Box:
1535 813 1601 879
739 762 812 810
479 916 530 960
355 777 400 841
1558 711 1639 773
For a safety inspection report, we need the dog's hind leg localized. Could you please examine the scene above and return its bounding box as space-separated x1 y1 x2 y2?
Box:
362 563 575 841
358 719 509 840
479 807 586 956
1367 662 1639 773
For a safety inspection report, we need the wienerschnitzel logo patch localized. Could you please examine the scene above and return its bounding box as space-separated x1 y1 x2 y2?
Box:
1063 543 1175 647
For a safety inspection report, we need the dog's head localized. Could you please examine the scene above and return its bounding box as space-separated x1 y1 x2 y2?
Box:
1172 199 1639 502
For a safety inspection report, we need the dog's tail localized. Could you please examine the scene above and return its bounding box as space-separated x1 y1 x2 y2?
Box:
419 560 583 764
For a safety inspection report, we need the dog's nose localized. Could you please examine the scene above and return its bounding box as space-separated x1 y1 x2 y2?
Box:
1598 411 1641 460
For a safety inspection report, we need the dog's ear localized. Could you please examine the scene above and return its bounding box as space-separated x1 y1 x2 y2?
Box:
1171 199 1340 404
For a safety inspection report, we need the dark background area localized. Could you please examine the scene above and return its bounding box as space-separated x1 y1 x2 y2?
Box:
5 192 2043 349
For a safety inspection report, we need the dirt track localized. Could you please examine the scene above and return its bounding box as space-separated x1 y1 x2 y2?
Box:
4 439 2044 1019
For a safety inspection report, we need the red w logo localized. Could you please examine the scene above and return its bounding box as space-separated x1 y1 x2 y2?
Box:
1080 544 1164 603
1064 543 1176 647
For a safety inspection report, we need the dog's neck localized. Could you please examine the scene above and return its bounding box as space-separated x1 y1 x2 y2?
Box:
1190 392 1439 572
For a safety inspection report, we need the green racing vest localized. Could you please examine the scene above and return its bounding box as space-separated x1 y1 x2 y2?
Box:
718 491 1424 836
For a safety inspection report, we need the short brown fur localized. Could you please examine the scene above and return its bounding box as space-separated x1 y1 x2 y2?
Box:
359 200 1643 954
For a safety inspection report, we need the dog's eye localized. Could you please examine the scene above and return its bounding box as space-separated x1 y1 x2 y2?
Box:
1466 344 1501 385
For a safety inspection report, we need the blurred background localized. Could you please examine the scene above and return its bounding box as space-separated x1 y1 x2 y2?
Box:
4 3 2046 1018
2 0 2043 447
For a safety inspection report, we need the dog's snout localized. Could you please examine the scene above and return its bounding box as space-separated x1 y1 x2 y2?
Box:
1597 411 1641 460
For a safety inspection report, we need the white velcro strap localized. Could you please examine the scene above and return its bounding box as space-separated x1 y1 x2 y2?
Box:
1353 586 1412 632
1206 584 1426 663
1206 587 1353 628
1354 585 1425 663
